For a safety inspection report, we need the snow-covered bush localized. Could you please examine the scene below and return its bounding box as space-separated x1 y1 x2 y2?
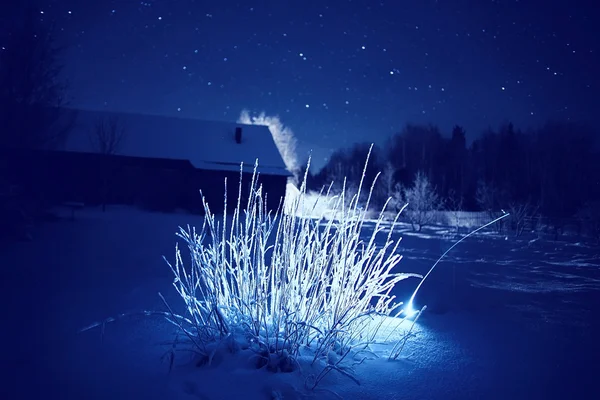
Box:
508 200 538 237
164 150 421 387
393 171 443 232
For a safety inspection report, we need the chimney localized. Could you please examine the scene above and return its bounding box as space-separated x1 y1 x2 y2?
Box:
235 127 242 144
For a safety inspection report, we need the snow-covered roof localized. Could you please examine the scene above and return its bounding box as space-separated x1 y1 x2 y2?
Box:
62 109 290 176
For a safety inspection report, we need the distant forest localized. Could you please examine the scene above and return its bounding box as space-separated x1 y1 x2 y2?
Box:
301 121 600 222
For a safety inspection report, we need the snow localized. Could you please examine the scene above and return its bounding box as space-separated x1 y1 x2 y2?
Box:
62 108 290 176
283 182 342 218
3 205 600 399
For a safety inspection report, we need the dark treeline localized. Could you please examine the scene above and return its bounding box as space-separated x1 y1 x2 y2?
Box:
302 122 600 221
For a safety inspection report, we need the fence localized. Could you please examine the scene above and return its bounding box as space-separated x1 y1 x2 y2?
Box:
432 210 599 241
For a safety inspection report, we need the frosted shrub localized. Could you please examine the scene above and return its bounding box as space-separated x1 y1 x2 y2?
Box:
393 171 443 232
164 149 420 386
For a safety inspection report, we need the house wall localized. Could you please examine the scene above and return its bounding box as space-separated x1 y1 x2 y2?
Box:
2 150 287 215
186 169 287 214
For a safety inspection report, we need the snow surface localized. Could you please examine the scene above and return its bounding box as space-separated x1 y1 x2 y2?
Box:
3 206 600 399
62 108 290 176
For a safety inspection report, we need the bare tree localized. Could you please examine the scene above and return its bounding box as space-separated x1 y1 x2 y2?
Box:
88 116 126 211
0 4 75 236
394 171 444 232
446 188 464 234
476 180 506 233
90 116 125 155
377 161 396 206
508 200 538 237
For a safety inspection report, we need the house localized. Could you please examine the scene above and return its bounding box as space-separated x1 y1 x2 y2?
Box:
3 109 291 214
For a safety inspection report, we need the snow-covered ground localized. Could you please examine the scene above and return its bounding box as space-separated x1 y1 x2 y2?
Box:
2 206 599 399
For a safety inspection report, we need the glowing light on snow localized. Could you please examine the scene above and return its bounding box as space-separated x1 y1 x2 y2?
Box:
403 302 418 318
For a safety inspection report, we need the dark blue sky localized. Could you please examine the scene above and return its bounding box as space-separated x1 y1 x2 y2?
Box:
38 0 599 166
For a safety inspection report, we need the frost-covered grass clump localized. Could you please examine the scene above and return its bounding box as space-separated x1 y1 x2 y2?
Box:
163 153 422 388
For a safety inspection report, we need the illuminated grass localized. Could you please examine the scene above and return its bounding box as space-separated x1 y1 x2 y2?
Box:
163 146 422 387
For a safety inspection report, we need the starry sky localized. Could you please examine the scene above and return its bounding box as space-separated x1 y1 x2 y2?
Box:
28 0 600 167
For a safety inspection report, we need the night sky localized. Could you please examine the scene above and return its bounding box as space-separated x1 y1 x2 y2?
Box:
34 0 599 167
